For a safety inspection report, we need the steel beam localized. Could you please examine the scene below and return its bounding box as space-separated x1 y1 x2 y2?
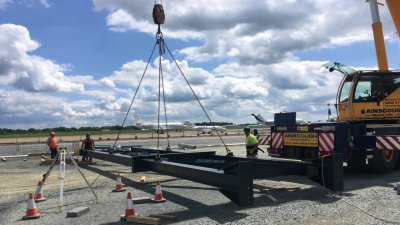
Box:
135 158 253 206
86 150 132 166
87 148 343 206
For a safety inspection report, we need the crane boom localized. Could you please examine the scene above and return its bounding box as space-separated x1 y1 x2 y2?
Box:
369 0 389 70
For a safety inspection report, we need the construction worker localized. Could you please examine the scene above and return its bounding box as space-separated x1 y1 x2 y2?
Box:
244 127 258 158
47 131 58 159
81 134 95 162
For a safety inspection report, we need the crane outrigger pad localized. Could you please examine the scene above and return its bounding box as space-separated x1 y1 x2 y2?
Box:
85 148 343 207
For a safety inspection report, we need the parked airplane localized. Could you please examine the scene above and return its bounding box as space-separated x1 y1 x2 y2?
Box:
184 121 227 134
133 115 194 131
251 113 306 125
133 121 192 131
133 115 227 134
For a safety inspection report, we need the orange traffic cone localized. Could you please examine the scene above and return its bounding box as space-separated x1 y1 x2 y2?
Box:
22 193 40 220
151 181 166 203
34 181 46 202
139 176 146 185
112 174 126 192
124 192 136 217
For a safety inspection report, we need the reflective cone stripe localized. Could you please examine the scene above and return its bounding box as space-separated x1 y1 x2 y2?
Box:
34 181 46 202
116 175 123 189
27 193 38 216
113 174 126 192
151 181 166 202
124 192 136 217
23 193 40 219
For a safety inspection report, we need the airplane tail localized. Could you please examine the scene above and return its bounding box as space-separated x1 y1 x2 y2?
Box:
133 114 143 128
183 121 196 128
133 122 144 128
251 113 267 123
133 114 140 123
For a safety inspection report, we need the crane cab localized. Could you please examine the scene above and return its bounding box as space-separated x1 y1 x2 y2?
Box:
337 70 400 122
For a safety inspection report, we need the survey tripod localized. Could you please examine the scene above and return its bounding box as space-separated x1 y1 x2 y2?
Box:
38 147 98 212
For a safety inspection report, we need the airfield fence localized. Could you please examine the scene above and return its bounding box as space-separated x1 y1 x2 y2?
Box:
0 128 270 156
0 141 80 156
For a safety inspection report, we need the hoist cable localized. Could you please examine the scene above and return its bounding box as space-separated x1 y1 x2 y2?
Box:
113 2 232 157
111 43 158 151
159 39 172 151
163 42 233 156
157 43 162 151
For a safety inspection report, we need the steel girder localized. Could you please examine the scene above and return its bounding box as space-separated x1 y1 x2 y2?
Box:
86 148 343 207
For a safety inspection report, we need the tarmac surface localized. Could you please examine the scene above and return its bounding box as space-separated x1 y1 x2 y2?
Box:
1 137 400 224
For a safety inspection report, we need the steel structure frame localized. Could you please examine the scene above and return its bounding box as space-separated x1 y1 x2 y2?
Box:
86 148 343 207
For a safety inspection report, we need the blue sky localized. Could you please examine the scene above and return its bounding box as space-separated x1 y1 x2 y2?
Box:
0 0 399 129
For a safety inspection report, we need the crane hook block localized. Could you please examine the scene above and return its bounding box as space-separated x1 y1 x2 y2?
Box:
152 4 165 25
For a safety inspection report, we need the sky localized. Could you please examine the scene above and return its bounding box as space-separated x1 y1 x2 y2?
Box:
0 0 400 129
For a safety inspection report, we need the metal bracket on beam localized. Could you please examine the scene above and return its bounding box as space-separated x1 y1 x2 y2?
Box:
310 153 344 191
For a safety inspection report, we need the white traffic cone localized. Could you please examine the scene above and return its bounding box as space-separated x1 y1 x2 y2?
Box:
22 193 40 220
112 174 126 192
34 181 46 202
125 192 136 216
151 181 166 203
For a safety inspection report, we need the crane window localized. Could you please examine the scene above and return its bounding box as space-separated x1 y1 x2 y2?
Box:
383 75 400 97
339 80 352 103
353 76 382 102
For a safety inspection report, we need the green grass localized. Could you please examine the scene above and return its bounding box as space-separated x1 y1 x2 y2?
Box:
0 129 155 139
0 127 262 139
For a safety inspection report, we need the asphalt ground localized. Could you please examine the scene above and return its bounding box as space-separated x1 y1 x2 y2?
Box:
1 145 400 225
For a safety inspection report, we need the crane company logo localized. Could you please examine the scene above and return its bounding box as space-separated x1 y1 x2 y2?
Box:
283 132 318 147
361 109 400 114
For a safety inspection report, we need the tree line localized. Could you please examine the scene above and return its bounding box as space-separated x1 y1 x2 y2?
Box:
0 125 137 135
0 122 234 135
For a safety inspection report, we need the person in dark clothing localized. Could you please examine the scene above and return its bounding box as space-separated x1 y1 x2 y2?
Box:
253 129 260 155
81 134 95 162
253 129 259 137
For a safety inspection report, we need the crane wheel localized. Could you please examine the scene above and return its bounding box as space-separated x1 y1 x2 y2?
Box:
368 149 398 173
383 149 395 163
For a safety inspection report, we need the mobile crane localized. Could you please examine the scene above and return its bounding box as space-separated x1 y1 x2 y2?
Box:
268 0 400 172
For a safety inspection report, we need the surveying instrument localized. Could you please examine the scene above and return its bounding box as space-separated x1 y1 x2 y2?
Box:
38 147 98 212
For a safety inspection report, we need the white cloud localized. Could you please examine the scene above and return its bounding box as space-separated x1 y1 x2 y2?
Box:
98 57 339 124
100 77 115 88
0 24 84 92
2 1 395 129
93 0 398 66
0 89 129 129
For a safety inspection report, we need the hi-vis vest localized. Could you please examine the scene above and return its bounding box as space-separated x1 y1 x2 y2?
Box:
245 134 258 150
47 137 58 149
